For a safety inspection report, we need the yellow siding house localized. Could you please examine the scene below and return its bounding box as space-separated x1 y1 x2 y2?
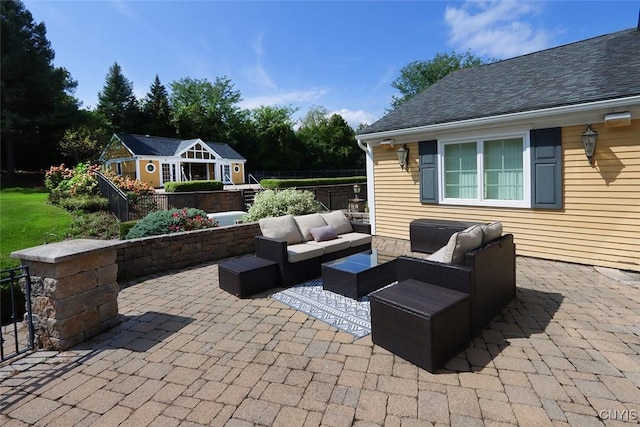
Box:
357 28 640 272
100 133 247 188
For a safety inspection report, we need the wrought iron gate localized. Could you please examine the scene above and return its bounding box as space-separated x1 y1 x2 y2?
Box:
1 266 34 363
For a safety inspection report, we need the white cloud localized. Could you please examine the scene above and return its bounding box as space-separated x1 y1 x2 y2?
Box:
330 109 378 129
444 0 552 59
239 88 328 110
244 33 278 92
110 0 136 20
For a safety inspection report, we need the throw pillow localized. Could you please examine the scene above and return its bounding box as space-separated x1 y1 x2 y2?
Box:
293 213 328 241
309 225 339 242
443 225 483 264
320 210 353 235
481 221 503 244
258 215 304 245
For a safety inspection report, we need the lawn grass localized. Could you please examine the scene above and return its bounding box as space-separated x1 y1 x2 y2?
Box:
0 187 74 270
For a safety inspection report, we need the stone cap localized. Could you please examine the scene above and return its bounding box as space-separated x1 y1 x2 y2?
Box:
11 239 123 264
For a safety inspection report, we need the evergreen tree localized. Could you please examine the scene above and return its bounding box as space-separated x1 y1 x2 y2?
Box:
1 0 79 178
141 75 175 137
97 62 140 133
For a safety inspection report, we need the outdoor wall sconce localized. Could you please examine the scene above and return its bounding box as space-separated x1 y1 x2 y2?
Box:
353 183 361 197
396 144 409 170
581 124 598 166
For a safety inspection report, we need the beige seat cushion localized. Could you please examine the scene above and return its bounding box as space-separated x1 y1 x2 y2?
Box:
287 243 325 263
426 246 447 263
320 210 353 235
337 232 372 247
259 215 303 245
481 221 503 244
308 238 350 254
294 213 328 241
443 225 483 264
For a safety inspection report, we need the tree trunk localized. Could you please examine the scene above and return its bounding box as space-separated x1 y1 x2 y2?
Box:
4 134 15 183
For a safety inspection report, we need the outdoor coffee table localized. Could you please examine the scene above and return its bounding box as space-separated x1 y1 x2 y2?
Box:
321 249 397 300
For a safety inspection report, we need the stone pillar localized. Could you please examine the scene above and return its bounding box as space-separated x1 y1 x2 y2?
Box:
11 239 122 350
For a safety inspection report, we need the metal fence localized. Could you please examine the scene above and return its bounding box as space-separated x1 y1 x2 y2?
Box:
249 169 365 181
1 266 34 363
96 173 130 222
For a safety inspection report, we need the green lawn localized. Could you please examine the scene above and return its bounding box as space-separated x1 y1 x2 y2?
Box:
0 188 74 270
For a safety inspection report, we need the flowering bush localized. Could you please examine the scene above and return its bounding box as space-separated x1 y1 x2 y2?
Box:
45 163 101 206
104 172 155 195
243 188 323 222
125 208 218 239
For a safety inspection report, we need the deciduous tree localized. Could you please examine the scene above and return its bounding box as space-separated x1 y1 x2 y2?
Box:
390 51 488 109
248 105 300 170
169 76 242 142
297 106 362 169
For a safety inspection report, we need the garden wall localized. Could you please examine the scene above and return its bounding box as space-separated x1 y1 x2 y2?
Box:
116 222 260 281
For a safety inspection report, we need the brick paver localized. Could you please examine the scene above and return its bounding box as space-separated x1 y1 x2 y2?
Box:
1 236 639 426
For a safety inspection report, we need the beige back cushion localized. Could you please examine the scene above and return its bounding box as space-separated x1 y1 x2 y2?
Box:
259 215 303 245
320 210 353 235
294 213 328 241
443 225 483 264
481 221 503 244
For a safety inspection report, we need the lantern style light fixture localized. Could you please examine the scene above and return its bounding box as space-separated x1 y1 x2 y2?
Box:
581 124 598 166
353 183 361 197
396 144 409 170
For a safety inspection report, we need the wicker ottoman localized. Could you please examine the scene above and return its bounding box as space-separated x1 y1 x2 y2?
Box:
370 279 471 372
218 256 280 298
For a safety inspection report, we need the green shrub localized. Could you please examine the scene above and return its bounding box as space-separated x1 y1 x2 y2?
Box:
164 180 223 192
119 220 138 239
58 195 109 212
125 208 217 239
260 176 366 189
67 211 120 240
243 189 323 222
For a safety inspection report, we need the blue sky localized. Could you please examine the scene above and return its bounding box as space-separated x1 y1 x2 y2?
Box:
23 0 639 128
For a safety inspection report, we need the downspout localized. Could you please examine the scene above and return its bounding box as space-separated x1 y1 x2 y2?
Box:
356 138 376 234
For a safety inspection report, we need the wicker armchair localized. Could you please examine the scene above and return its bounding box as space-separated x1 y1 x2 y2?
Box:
396 234 516 336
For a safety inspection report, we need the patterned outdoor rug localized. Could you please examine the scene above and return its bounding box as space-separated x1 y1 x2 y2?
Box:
271 278 371 338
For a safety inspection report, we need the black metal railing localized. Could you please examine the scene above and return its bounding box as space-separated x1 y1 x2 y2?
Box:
1 266 34 363
249 169 365 181
97 172 130 222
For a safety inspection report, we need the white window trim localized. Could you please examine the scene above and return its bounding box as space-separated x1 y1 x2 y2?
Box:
438 130 531 208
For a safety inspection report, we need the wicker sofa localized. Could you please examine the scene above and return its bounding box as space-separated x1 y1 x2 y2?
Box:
255 211 372 286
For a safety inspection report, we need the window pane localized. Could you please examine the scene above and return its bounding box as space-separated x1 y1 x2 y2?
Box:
444 142 477 199
484 138 523 200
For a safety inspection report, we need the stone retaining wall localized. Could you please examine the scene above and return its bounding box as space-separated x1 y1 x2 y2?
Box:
12 240 122 350
116 222 260 280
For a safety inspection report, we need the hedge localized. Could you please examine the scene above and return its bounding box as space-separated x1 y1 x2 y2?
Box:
164 180 224 192
260 176 366 189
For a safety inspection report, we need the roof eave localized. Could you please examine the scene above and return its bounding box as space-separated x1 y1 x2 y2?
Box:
357 95 640 142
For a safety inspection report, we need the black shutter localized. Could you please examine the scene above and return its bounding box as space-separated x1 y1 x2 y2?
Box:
419 140 438 204
530 128 562 209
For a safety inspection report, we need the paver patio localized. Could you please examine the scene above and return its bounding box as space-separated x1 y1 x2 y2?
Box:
1 236 639 426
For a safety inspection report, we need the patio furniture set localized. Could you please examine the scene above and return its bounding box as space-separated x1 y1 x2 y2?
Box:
218 213 516 372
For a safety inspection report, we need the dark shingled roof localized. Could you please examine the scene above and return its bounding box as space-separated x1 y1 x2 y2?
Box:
116 133 246 160
359 28 640 135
